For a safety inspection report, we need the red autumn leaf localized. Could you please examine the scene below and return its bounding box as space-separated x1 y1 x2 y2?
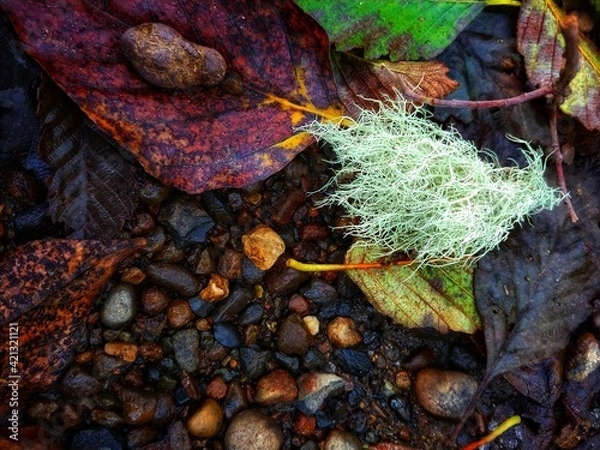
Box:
0 0 342 193
0 239 146 395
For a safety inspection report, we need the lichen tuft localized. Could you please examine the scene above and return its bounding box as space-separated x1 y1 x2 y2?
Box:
303 97 562 264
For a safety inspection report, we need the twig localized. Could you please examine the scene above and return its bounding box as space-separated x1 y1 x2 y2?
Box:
397 75 553 109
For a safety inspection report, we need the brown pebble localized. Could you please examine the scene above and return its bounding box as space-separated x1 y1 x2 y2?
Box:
167 299 195 329
127 426 157 449
294 414 316 436
138 341 164 361
254 369 298 405
327 317 362 348
104 342 138 363
403 348 435 371
154 240 186 263
131 212 155 236
121 266 146 285
186 398 224 438
277 314 314 355
272 189 305 224
414 368 478 420
288 294 310 316
299 223 329 241
265 257 310 296
218 249 244 279
122 391 157 425
206 376 228 400
395 370 411 390
242 224 286 270
225 409 283 450
200 273 230 302
142 287 170 315
145 262 200 296
323 430 362 450
565 332 600 382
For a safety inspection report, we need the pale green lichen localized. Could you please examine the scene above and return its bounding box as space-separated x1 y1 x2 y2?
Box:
303 97 562 264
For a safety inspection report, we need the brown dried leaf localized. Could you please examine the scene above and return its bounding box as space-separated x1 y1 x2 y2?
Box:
0 239 146 394
332 52 458 118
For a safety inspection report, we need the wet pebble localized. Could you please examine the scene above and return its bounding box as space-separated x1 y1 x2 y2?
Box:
186 398 224 438
142 287 169 315
238 304 264 326
414 368 478 419
127 426 157 448
167 299 195 329
296 372 346 415
71 428 122 450
272 189 305 224
225 409 283 450
121 390 158 425
240 347 273 379
214 322 242 348
101 283 137 328
565 332 600 382
333 348 372 377
254 369 298 405
189 295 215 317
146 263 200 297
200 273 230 301
60 365 102 397
327 317 362 348
93 352 130 379
265 257 310 295
323 430 362 450
389 395 411 422
218 249 244 279
172 328 200 373
277 314 313 355
242 224 286 270
158 195 214 246
223 382 250 419
213 283 254 322
169 421 192 450
288 294 311 316
104 342 138 363
300 279 338 304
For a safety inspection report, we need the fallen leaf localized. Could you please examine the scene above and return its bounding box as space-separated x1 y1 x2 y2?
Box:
1 0 342 193
345 244 480 334
0 239 146 394
517 0 600 130
294 0 486 61
332 52 458 118
38 78 138 239
433 8 551 145
475 159 600 382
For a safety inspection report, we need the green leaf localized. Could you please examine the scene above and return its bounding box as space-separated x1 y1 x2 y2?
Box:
345 244 481 334
294 0 488 61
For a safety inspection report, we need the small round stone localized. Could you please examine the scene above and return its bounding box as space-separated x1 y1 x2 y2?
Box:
167 299 195 329
172 328 200 373
303 316 320 336
225 410 283 450
101 283 137 328
277 314 313 355
327 317 362 348
414 368 478 420
323 430 362 450
296 372 346 415
254 369 298 405
142 287 169 315
565 332 600 382
104 342 138 363
186 398 224 438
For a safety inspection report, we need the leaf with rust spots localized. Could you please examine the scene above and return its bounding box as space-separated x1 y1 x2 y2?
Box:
295 0 487 61
345 244 480 334
332 52 459 118
517 0 600 130
1 0 342 193
0 239 146 394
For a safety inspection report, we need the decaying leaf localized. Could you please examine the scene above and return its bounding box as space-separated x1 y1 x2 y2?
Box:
38 78 138 239
345 244 480 334
1 0 342 194
332 52 459 118
294 0 486 61
517 0 600 130
475 159 600 381
0 239 146 394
